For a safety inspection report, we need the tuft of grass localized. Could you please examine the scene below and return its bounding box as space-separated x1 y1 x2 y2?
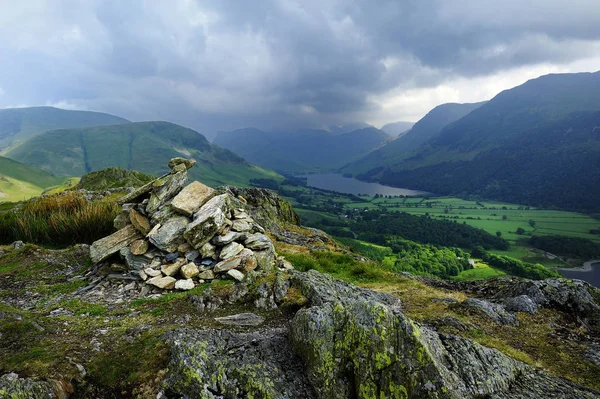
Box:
0 191 119 246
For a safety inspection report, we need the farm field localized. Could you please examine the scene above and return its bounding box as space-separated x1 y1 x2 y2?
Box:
281 184 600 268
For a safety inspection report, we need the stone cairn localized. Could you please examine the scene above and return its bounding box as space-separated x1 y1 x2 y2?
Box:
90 158 281 291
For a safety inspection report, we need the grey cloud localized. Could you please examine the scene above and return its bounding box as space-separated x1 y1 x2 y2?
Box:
0 0 598 136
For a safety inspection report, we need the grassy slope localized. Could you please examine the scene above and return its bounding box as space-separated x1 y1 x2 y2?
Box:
5 121 282 188
0 156 67 202
0 106 129 151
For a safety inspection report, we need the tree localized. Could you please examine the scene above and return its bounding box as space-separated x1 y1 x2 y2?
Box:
528 219 536 228
502 215 508 220
516 227 526 235
496 231 502 237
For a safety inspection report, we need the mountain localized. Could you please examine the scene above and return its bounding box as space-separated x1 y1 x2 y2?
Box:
5 121 281 188
0 106 129 150
380 121 415 137
359 71 600 211
0 155 66 202
341 102 485 175
328 122 374 135
213 127 390 172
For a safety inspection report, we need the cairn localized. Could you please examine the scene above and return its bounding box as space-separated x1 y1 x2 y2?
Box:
90 158 279 290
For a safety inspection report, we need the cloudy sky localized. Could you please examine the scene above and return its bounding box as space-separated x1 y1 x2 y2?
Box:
1 0 599 138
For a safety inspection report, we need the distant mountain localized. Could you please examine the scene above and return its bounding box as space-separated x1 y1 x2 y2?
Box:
380 121 415 137
213 126 390 172
328 122 373 135
0 155 65 202
356 71 600 211
0 106 129 150
5 121 281 188
341 102 485 175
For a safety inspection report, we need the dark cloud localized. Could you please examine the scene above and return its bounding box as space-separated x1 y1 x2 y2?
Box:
0 0 599 136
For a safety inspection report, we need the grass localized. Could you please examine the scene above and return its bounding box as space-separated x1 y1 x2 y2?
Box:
0 191 119 246
451 261 506 281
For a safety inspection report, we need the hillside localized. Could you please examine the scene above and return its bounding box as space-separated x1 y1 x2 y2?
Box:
0 106 129 150
341 102 485 174
380 121 415 137
0 155 66 202
373 111 600 211
5 121 281 188
355 72 600 211
214 126 390 172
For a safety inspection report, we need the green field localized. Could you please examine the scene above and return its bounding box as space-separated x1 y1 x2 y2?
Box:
282 184 600 269
451 261 507 281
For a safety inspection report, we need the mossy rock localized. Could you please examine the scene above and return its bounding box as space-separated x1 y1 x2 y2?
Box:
75 167 155 191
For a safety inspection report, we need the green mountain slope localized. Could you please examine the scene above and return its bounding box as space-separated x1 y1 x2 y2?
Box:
0 106 129 150
213 127 390 172
355 71 600 211
0 155 66 202
5 121 281 188
341 102 485 175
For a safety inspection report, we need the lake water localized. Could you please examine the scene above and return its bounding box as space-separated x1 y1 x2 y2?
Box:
303 173 430 197
559 262 600 288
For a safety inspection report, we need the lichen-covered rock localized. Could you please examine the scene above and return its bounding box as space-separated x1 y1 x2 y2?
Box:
504 295 538 314
168 157 197 171
90 225 142 263
214 313 265 326
146 171 188 214
162 328 316 398
227 269 245 281
254 249 276 272
180 263 200 279
171 181 214 217
244 233 273 250
148 216 190 253
130 239 148 255
0 373 64 399
219 242 244 260
129 209 151 235
460 298 518 326
289 270 599 399
184 194 229 249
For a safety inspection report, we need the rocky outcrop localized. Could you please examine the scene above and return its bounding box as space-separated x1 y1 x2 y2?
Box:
0 373 72 399
287 270 599 399
90 159 284 291
163 328 316 398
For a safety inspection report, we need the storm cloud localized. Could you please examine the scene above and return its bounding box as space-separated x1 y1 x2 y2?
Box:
1 0 599 136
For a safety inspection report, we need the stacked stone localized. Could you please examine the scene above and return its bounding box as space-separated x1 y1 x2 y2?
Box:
90 158 279 291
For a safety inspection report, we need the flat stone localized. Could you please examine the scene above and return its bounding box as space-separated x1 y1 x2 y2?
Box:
185 250 200 261
147 276 176 289
178 243 192 253
168 157 197 171
90 225 142 263
171 181 215 217
214 313 265 326
130 239 149 255
219 242 244 260
146 171 188 214
117 172 170 204
129 209 151 235
161 259 186 276
197 270 215 280
119 247 148 270
144 268 162 277
175 279 195 291
212 231 244 246
148 216 190 253
184 194 229 249
244 233 273 251
113 212 130 230
165 252 179 262
200 242 216 259
244 255 258 271
214 256 243 273
227 269 245 281
138 269 148 281
231 219 252 232
180 263 200 279
233 209 249 219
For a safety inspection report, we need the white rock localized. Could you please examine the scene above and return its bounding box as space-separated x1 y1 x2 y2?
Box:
220 242 244 260
171 181 215 217
174 279 195 291
227 269 245 282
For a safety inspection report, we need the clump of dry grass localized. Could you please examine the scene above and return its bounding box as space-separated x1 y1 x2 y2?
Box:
0 192 119 246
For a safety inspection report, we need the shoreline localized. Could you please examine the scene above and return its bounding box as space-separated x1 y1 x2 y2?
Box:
556 260 600 273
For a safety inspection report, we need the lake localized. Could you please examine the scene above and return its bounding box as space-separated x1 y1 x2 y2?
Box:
559 261 600 288
303 173 431 197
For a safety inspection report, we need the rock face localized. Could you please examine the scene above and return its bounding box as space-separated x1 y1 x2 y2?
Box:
163 328 317 399
90 158 282 291
0 373 69 399
460 298 518 326
287 270 599 399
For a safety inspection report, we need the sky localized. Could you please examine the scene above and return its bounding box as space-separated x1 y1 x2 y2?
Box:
1 0 599 138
